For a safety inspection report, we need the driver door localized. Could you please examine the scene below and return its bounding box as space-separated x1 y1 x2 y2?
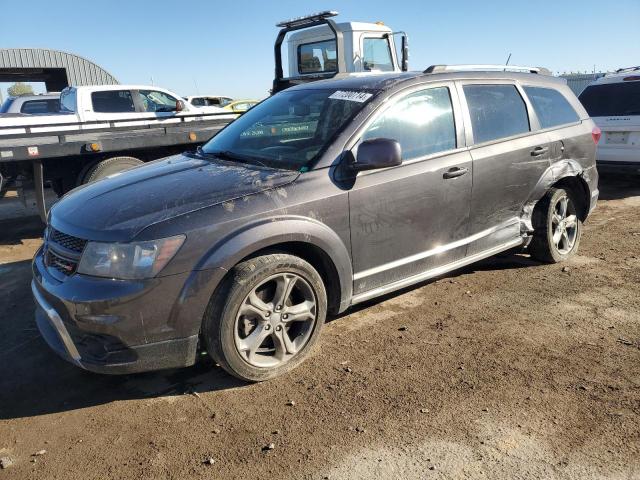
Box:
348 84 473 297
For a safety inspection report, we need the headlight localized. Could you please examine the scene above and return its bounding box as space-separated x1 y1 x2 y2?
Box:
77 235 185 280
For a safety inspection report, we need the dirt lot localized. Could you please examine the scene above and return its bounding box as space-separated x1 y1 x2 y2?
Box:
0 174 639 480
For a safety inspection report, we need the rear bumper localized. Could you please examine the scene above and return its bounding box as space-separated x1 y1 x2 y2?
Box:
597 160 640 174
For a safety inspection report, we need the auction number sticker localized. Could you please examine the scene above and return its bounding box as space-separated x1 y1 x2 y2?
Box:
329 91 373 103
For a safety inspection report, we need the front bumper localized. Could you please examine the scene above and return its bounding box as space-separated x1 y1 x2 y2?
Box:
31 247 207 374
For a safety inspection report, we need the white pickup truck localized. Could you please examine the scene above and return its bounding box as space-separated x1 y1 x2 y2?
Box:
0 84 226 128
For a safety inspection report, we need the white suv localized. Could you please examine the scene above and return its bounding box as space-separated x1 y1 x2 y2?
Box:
579 67 640 173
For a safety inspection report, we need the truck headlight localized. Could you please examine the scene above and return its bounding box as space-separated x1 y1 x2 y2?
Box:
77 235 185 280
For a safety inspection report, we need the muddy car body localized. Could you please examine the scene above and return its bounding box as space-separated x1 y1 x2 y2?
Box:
32 67 599 381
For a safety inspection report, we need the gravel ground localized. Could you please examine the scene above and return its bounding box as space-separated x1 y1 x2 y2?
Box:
0 174 639 480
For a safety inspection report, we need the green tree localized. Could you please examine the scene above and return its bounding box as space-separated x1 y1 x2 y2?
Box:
7 82 34 97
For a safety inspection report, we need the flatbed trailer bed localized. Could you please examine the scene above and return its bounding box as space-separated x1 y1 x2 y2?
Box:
0 111 236 221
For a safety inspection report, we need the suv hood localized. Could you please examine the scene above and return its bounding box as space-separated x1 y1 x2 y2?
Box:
50 153 299 241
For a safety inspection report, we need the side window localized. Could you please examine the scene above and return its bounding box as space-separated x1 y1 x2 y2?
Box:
91 90 135 113
362 87 457 161
138 90 178 113
362 38 393 72
298 40 337 74
524 86 580 128
463 84 530 144
191 98 205 107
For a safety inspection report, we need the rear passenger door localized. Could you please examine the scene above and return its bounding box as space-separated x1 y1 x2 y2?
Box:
457 81 550 255
348 84 472 296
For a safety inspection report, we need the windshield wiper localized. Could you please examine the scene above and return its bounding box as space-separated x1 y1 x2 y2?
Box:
198 148 272 169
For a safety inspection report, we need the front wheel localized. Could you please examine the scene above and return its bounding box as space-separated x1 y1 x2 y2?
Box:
529 187 582 263
202 253 327 382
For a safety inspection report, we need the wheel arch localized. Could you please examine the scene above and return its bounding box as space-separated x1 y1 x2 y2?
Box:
521 159 593 231
197 216 353 314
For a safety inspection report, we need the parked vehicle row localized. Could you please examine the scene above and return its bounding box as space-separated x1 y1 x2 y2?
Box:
32 65 599 382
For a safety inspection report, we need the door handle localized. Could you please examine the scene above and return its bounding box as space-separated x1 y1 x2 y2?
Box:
530 146 549 156
443 166 469 179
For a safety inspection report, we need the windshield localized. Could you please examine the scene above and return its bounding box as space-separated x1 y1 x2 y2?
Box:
579 82 640 117
201 88 375 170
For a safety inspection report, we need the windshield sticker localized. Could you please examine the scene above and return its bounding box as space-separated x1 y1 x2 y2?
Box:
329 91 373 103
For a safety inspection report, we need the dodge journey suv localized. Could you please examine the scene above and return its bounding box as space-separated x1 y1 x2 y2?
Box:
32 65 599 381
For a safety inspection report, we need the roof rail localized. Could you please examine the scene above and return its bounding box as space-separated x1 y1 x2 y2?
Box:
424 64 552 75
612 66 640 74
276 10 338 28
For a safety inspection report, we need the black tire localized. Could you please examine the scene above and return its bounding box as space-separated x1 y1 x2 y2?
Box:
81 156 144 184
529 187 582 263
202 253 327 382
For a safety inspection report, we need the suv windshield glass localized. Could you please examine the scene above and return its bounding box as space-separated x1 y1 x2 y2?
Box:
579 82 640 117
201 88 375 170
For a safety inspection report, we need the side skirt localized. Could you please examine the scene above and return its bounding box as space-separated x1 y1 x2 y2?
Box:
350 237 524 305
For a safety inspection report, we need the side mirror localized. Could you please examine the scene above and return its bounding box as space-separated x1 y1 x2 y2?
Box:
176 100 185 112
401 34 409 72
352 138 402 171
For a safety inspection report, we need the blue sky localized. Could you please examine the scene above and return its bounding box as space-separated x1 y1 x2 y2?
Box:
1 0 638 99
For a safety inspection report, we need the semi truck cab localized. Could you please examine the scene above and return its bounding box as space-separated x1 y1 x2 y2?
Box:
273 11 408 93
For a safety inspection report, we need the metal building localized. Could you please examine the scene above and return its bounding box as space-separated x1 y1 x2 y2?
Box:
559 72 606 96
0 48 118 92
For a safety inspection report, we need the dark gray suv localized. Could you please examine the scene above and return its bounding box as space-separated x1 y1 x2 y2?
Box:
32 66 600 381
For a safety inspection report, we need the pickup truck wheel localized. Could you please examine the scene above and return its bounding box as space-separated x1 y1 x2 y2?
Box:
529 187 582 263
202 253 327 382
81 156 144 184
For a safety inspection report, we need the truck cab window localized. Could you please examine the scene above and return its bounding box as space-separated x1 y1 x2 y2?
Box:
298 40 337 74
138 90 179 113
91 90 135 113
191 98 206 107
362 38 393 72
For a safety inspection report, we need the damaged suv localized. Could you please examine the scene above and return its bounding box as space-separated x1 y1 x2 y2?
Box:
32 65 599 381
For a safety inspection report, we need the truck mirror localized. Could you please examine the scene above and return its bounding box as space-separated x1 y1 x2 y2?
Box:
401 34 409 72
176 100 185 112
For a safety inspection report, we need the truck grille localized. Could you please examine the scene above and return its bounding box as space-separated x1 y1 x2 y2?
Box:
50 229 87 253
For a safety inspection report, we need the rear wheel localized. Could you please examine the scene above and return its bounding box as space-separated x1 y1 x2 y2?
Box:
80 156 144 184
529 187 582 263
202 253 327 382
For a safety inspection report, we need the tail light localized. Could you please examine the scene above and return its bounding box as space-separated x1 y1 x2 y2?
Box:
592 126 602 144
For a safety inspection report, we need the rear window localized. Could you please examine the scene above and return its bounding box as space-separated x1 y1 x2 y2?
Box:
298 40 337 74
524 86 579 128
463 84 530 144
91 90 135 113
20 99 60 114
579 82 640 117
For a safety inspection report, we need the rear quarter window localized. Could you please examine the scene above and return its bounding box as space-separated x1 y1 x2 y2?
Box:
463 84 530 144
524 86 579 128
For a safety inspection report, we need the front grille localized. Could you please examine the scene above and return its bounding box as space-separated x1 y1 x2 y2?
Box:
45 249 78 276
50 229 87 254
45 228 87 277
